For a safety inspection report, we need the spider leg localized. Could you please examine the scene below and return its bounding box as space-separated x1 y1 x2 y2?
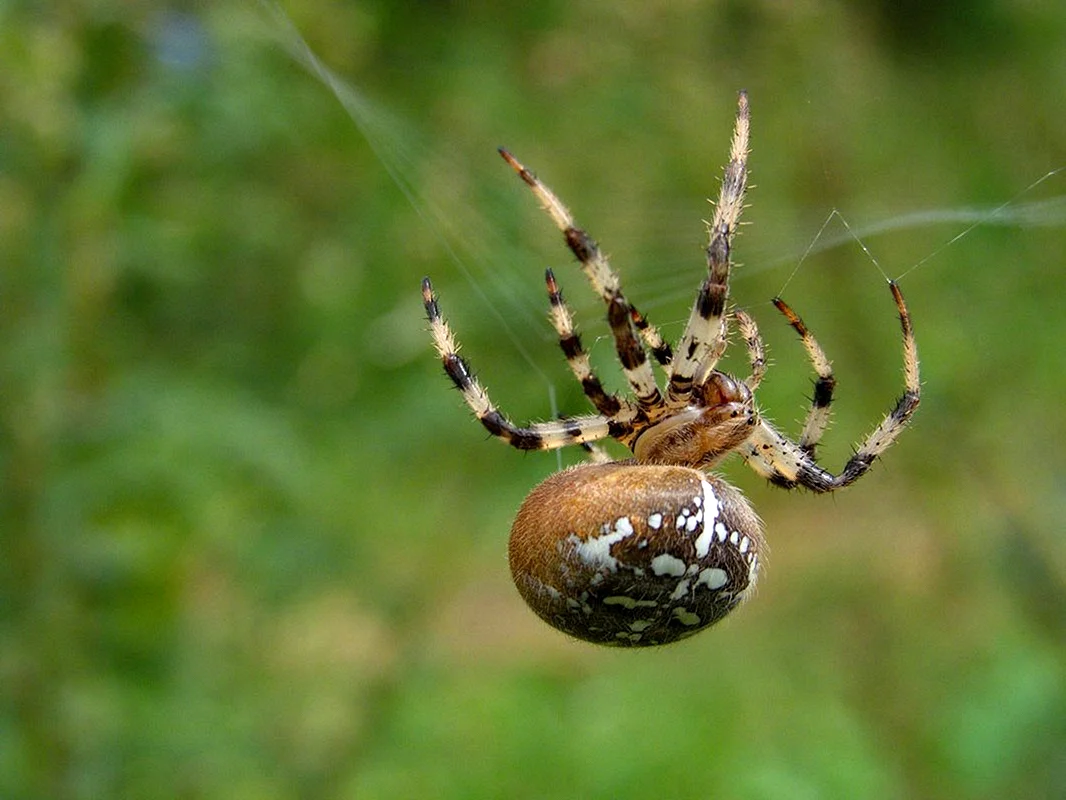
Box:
742 420 831 489
734 310 767 391
499 148 666 414
628 305 672 368
741 281 920 492
544 268 634 418
423 277 628 450
669 91 750 404
772 296 836 457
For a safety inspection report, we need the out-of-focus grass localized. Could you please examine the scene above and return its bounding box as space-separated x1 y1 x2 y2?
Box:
2 2 1064 798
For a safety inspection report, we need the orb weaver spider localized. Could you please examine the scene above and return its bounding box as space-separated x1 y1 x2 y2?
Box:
422 92 920 646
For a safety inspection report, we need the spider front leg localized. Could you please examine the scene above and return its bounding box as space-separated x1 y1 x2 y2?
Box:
742 280 920 492
422 277 625 450
669 91 750 404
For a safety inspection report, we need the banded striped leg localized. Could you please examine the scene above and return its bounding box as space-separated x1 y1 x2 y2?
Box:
628 305 672 367
669 91 750 403
422 278 624 450
772 297 836 457
498 148 665 414
741 281 920 492
498 147 671 367
544 268 635 419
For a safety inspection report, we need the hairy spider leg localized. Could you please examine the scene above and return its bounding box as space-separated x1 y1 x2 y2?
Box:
669 91 750 404
742 281 920 491
422 277 626 450
627 305 673 368
772 297 837 457
498 148 667 416
544 268 636 420
499 146 671 367
734 310 767 391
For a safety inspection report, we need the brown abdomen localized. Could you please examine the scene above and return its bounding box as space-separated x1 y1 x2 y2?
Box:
509 462 764 646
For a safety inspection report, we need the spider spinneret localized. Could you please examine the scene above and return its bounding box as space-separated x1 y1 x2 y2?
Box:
422 92 920 646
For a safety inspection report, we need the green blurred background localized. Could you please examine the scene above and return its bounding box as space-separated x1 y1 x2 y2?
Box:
3 1 1065 798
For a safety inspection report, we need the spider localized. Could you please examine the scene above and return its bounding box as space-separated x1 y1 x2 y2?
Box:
421 92 920 646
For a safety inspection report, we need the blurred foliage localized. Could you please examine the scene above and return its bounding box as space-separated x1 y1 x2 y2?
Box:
2 1 1065 798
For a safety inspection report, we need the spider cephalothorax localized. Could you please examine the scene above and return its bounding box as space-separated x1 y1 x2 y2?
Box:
422 92 920 646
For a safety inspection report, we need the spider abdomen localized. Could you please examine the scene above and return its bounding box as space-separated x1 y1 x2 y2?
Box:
509 462 764 646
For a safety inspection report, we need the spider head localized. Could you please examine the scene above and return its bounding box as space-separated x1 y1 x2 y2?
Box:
691 371 758 467
633 371 757 468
